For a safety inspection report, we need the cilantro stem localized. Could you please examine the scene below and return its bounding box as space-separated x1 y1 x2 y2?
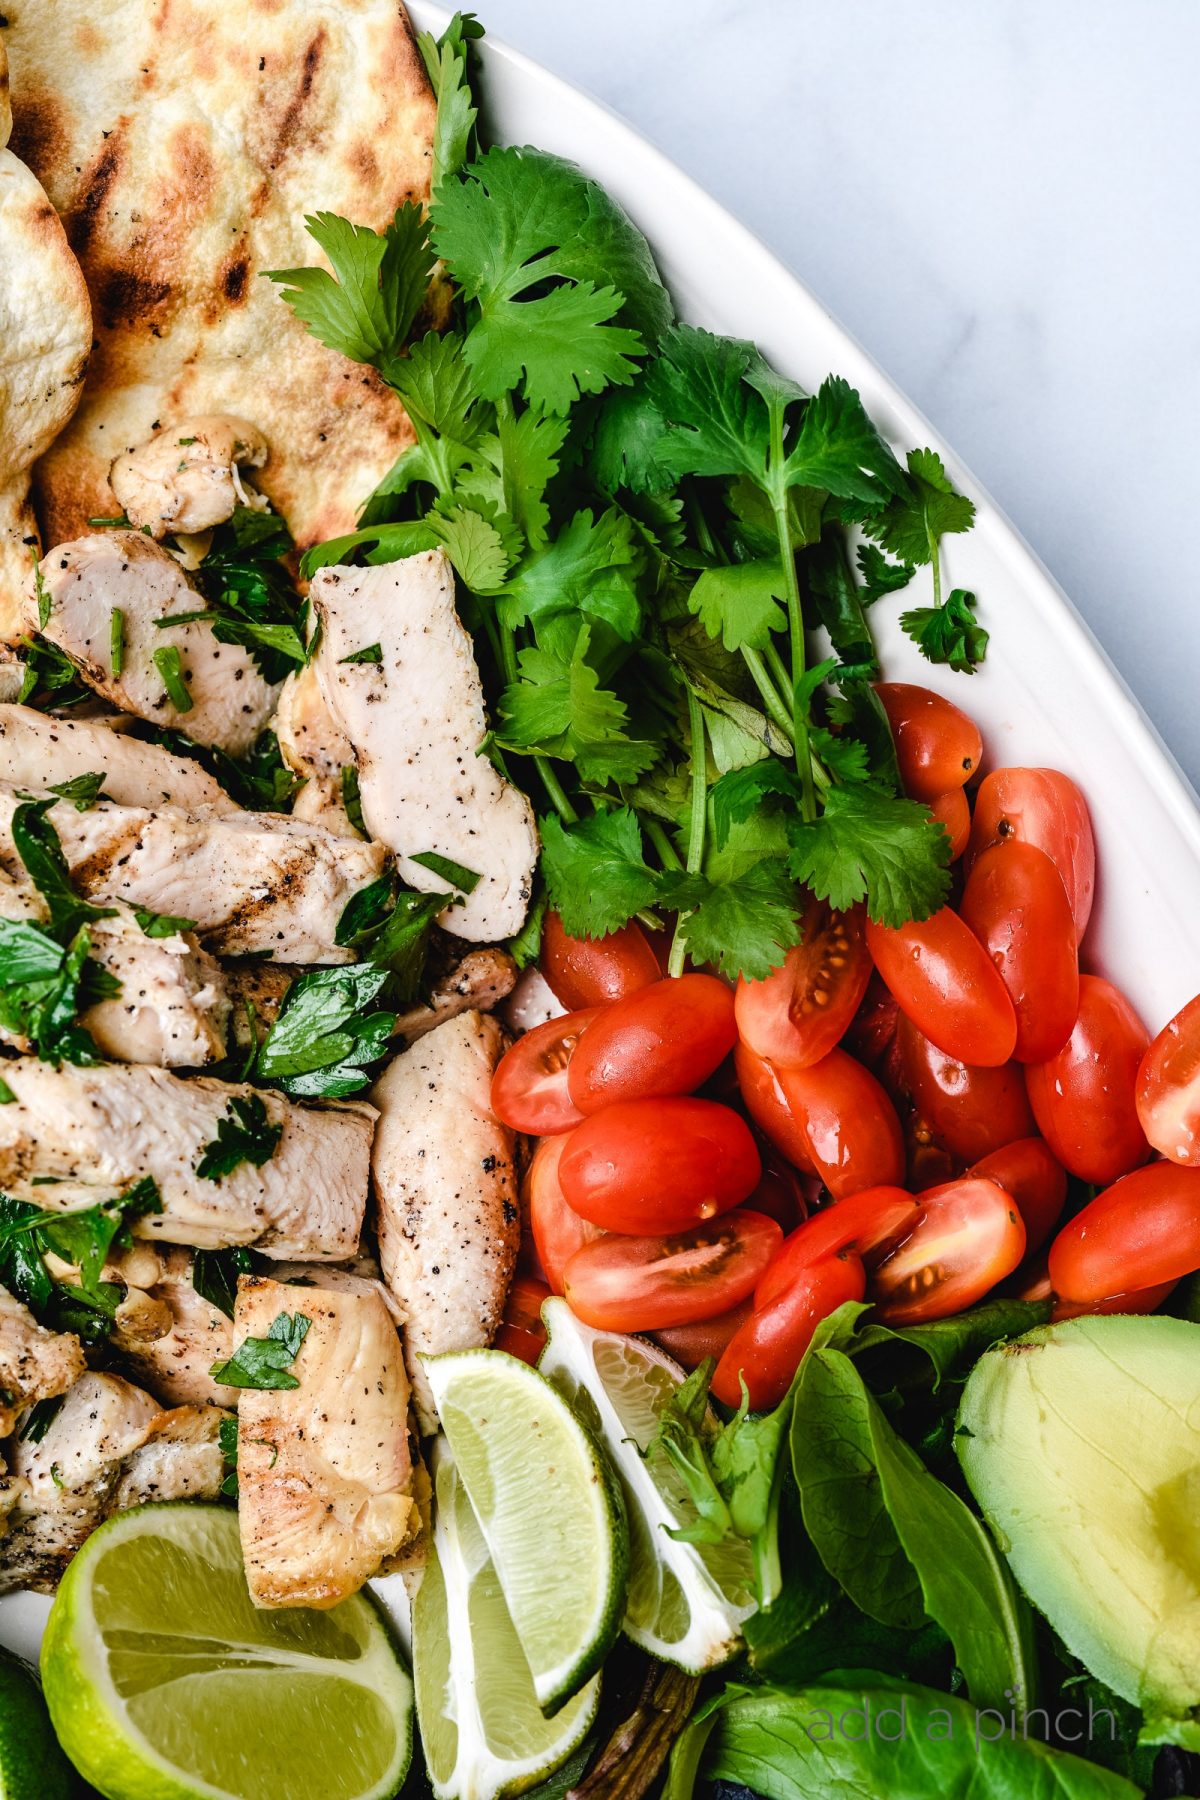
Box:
668 688 707 979
535 757 578 825
767 417 817 820
644 817 684 872
742 648 794 744
496 616 578 825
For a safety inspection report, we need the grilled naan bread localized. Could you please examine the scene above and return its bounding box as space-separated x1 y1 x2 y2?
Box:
2 0 438 605
0 36 91 639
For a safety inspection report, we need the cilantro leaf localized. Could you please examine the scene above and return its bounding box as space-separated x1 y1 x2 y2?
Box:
668 857 802 981
498 507 642 641
192 1246 254 1320
252 965 395 1097
341 765 366 838
539 808 661 938
900 588 989 674
803 530 878 678
210 1311 311 1391
0 1180 163 1337
187 507 306 683
428 502 513 593
46 773 106 812
298 522 440 582
857 541 914 604
782 376 907 504
131 905 198 938
416 11 483 194
787 783 952 925
497 623 657 785
195 1096 283 1183
648 326 771 483
266 205 434 387
709 762 803 849
472 283 643 416
0 918 115 1068
862 446 976 567
809 726 871 784
459 408 569 551
15 635 91 712
687 561 786 653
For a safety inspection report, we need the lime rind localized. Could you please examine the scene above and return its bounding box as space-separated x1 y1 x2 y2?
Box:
538 1299 755 1674
422 1347 627 1714
40 1503 413 1800
413 1440 600 1800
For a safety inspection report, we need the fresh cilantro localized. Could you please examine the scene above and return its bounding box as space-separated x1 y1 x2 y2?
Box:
210 1310 311 1391
862 447 976 568
46 773 106 812
507 883 546 970
498 507 643 641
497 622 657 784
709 761 803 849
0 1179 163 1343
184 508 306 683
16 636 92 712
250 965 395 1098
152 728 302 814
192 1246 254 1319
668 857 803 981
857 541 914 604
195 1096 283 1182
11 800 117 940
339 642 382 666
218 1411 239 1497
539 808 660 938
408 851 480 895
901 587 989 675
153 645 193 713
416 12 483 194
131 905 198 939
335 879 446 1003
687 561 786 653
787 783 952 925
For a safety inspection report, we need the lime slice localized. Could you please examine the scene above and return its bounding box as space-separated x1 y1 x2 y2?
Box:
0 1649 74 1800
422 1348 626 1713
39 1503 413 1800
539 1299 755 1673
412 1439 600 1800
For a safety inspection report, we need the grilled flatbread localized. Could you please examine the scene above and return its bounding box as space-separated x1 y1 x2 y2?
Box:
2 0 437 595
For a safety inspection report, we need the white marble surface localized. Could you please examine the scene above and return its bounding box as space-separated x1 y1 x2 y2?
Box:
488 0 1200 788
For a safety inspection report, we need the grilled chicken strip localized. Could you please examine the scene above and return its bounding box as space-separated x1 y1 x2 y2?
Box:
309 551 538 941
111 1247 238 1408
0 1373 225 1592
109 416 269 541
274 662 356 836
0 784 384 963
392 946 518 1044
0 870 230 1066
0 702 235 811
235 1274 417 1609
31 532 279 755
0 1060 376 1260
0 1291 86 1437
370 1011 519 1432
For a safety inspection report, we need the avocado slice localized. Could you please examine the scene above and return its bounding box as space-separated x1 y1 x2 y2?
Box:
956 1314 1200 1741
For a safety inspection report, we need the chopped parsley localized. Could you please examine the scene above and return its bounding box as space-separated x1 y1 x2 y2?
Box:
195 1096 283 1182
210 1310 311 1391
46 772 106 812
152 645 193 714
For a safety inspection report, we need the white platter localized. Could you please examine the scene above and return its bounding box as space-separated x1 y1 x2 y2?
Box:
4 0 1200 1666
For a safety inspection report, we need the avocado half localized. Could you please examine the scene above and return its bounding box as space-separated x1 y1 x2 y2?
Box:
956 1313 1200 1737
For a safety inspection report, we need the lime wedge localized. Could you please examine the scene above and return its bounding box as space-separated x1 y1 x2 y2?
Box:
539 1299 755 1673
412 1439 600 1800
422 1348 626 1713
0 1649 74 1800
39 1503 413 1800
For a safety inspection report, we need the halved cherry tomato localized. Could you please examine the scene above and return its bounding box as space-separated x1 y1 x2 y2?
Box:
1052 1281 1177 1322
844 973 900 1071
1136 993 1200 1166
567 974 736 1113
735 1043 904 1199
870 1176 1026 1323
712 1252 867 1410
893 1013 1035 1164
559 1097 761 1234
968 768 1095 943
746 1142 808 1230
734 899 871 1070
540 912 662 1010
969 1138 1067 1256
1025 975 1150 1185
493 1274 551 1365
525 1133 603 1293
654 1301 752 1370
866 907 1018 1067
960 840 1078 1063
1048 1162 1200 1302
874 682 983 802
563 1210 783 1332
756 1185 919 1307
930 786 971 861
491 1008 602 1135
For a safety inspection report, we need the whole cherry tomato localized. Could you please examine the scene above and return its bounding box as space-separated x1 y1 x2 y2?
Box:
892 1013 1035 1164
1136 993 1200 1166
870 1176 1026 1323
968 768 1095 943
746 1145 808 1231
756 1185 919 1308
654 1301 752 1370
540 912 662 1010
559 1097 761 1234
1051 1281 1177 1322
567 974 736 1113
563 1210 783 1332
525 1133 603 1293
930 786 971 861
712 1252 867 1410
968 1138 1067 1256
1048 1162 1200 1302
960 840 1078 1063
491 1008 602 1135
1025 975 1150 1185
493 1274 551 1365
735 1043 904 1199
874 682 983 802
734 899 871 1070
904 1114 959 1193
866 907 1018 1067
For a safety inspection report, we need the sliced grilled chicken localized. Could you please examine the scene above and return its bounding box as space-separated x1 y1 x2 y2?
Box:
111 1247 238 1408
309 551 538 941
0 784 384 963
393 946 518 1043
0 1059 375 1260
370 1011 519 1432
274 661 356 836
0 1373 224 1592
0 702 235 811
235 1274 417 1609
0 1290 85 1437
109 416 269 541
31 532 278 755
268 1255 407 1327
